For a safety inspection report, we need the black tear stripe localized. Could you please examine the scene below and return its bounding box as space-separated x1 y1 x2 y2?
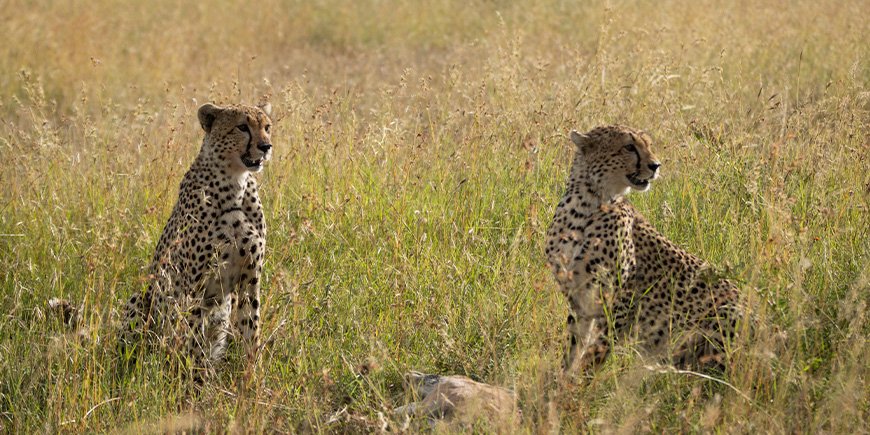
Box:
628 132 642 172
634 148 642 172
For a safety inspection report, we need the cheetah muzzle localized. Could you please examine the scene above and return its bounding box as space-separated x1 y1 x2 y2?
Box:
241 140 272 172
241 154 266 171
626 172 651 190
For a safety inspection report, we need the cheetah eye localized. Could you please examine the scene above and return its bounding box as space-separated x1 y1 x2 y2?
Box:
624 143 637 153
264 124 271 133
237 124 250 133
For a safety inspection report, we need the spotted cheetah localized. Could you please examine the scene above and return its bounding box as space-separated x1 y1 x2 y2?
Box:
545 125 743 375
122 103 273 379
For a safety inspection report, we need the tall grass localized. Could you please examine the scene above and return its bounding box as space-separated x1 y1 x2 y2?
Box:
1 0 867 432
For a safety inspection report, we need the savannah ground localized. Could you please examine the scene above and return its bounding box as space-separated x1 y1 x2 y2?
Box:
1 0 868 432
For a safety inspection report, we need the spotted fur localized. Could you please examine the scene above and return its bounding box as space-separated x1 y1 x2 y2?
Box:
546 125 742 374
122 103 273 380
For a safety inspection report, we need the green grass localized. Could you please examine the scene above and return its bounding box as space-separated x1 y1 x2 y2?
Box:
1 0 868 432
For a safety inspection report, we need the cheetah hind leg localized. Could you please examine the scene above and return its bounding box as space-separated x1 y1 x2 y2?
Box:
673 302 741 372
119 295 146 350
117 283 164 371
672 331 727 372
119 275 171 348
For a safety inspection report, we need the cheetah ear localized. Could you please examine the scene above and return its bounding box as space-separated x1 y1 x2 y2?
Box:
258 102 272 116
570 130 592 151
197 103 223 133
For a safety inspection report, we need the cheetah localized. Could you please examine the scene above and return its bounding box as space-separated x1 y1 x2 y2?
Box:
545 125 743 375
122 103 273 380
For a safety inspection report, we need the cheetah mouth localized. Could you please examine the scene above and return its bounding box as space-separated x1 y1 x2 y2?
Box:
627 173 651 189
241 156 264 171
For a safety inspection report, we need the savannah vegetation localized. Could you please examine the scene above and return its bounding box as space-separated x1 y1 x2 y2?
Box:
0 0 867 432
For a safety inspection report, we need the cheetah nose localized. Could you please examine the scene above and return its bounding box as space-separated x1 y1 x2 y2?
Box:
648 162 661 171
257 143 272 153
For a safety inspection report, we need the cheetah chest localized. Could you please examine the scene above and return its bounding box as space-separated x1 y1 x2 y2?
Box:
547 201 635 280
202 207 265 298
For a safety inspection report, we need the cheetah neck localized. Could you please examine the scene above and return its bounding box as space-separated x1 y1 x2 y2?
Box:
190 151 252 198
566 154 620 209
201 146 249 172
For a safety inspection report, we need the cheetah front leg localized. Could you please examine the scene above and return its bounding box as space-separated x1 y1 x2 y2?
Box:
231 233 264 359
186 292 233 383
182 233 246 382
562 278 611 376
183 276 236 382
232 272 261 358
564 312 610 375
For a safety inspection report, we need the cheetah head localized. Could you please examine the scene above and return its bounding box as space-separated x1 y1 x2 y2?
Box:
197 102 273 173
570 125 661 199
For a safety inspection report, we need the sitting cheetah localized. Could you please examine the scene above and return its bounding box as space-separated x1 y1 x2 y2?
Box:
122 103 273 379
545 125 743 375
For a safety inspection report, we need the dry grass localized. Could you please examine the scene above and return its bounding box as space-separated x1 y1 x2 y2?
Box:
1 0 868 432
